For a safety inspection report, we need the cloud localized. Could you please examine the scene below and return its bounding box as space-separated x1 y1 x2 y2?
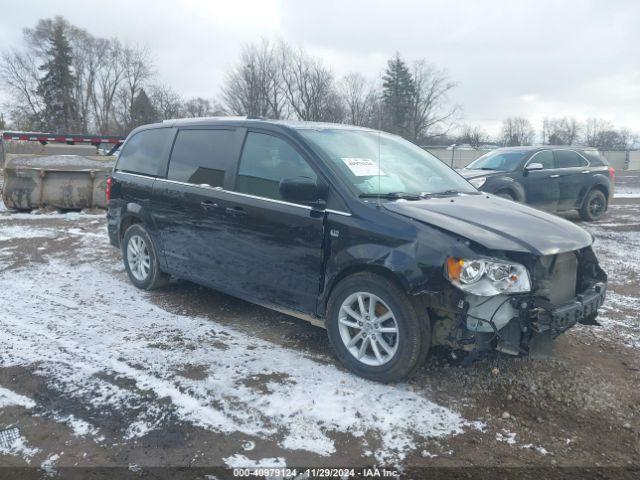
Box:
1 0 638 134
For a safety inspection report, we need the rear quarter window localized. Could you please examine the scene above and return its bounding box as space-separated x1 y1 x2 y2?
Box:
116 128 172 176
580 150 606 166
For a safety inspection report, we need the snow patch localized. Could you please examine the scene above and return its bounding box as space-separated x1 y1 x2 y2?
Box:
0 258 480 462
0 225 56 241
0 386 35 409
0 430 40 462
223 454 287 468
50 413 98 438
496 431 517 445
41 453 60 477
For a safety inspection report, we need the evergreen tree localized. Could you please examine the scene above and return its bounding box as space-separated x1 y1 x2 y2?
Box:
130 89 158 129
37 22 76 132
381 53 415 137
0 113 6 130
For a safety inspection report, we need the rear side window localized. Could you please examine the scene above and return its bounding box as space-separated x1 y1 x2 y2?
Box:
528 150 554 169
117 128 171 176
555 150 588 168
168 129 235 186
236 132 316 200
581 150 606 166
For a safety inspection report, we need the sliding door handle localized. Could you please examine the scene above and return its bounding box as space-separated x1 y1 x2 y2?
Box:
225 206 247 217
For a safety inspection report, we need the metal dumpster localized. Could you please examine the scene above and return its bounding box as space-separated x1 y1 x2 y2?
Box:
2 154 115 210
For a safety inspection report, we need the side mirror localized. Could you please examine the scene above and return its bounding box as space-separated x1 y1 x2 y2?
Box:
525 162 544 171
279 177 327 204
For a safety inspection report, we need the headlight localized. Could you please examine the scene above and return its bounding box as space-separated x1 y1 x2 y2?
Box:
445 257 531 296
469 176 486 188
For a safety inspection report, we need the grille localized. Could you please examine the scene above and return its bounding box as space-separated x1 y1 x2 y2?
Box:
534 252 578 305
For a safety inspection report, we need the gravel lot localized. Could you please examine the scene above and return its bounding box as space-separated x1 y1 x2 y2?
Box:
0 171 638 477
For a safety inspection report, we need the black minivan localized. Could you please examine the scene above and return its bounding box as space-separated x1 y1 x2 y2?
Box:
107 118 607 382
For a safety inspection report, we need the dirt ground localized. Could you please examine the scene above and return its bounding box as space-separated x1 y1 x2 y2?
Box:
0 171 638 479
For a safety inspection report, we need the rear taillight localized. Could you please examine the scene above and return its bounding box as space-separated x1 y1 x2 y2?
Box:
609 167 615 181
106 176 112 201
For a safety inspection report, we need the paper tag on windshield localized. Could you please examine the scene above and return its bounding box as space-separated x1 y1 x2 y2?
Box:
341 158 385 176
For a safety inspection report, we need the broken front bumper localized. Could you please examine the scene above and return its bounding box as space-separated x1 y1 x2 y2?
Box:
443 281 608 355
533 282 607 337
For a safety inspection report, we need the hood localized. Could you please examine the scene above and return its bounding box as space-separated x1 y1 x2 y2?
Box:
458 169 502 179
383 194 593 256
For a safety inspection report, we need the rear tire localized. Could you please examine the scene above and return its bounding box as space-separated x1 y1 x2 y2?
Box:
579 189 607 221
326 272 430 383
122 223 169 290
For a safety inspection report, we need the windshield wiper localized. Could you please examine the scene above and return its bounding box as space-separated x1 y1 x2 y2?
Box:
359 192 422 200
421 189 462 197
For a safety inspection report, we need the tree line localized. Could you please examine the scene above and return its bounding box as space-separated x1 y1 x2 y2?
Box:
1 16 637 151
0 16 457 142
453 116 638 151
0 16 223 135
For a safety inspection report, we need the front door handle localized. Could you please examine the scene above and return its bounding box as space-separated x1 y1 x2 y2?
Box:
549 174 560 178
225 206 247 217
200 200 219 210
581 170 591 174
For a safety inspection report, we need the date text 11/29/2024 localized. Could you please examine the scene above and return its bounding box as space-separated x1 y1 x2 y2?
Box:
232 467 400 477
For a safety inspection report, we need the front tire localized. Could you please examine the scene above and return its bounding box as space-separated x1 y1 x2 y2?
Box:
326 273 430 383
122 223 169 290
579 189 607 221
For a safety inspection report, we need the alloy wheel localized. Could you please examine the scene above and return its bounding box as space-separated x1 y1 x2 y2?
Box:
127 235 151 281
589 196 604 218
337 292 399 366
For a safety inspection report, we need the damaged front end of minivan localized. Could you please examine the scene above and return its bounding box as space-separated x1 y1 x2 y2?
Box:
428 246 607 357
377 192 608 358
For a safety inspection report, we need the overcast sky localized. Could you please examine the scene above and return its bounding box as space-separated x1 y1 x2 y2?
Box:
1 0 638 135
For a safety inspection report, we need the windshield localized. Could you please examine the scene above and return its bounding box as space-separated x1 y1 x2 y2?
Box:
298 128 476 196
466 150 528 171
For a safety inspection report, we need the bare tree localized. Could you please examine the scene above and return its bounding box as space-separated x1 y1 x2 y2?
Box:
501 117 535 146
1 16 157 135
182 97 224 117
92 38 126 134
456 125 489 147
222 39 286 119
339 73 380 127
115 45 154 132
541 117 581 145
149 83 183 120
281 46 343 122
408 61 459 143
0 49 43 129
583 118 613 147
582 118 633 150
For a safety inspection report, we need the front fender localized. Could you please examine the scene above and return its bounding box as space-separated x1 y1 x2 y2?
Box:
483 176 525 202
319 220 479 316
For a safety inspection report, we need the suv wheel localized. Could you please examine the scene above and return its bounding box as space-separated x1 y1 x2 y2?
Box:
122 224 169 289
326 273 430 383
580 189 607 221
